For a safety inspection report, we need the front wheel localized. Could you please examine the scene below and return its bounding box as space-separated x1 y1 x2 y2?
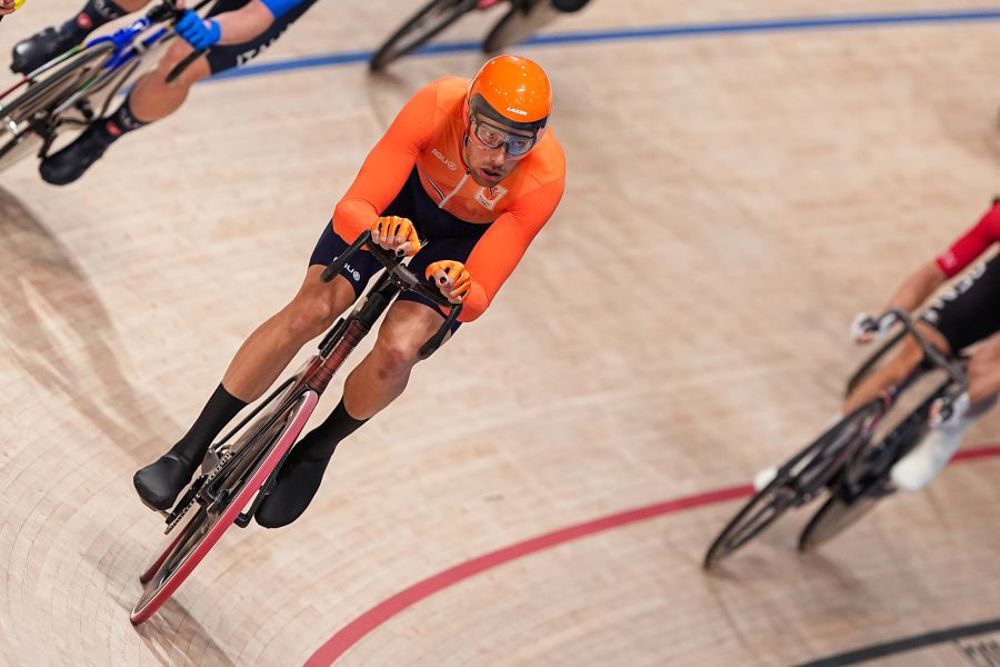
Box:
702 400 883 568
130 390 319 624
369 0 478 72
0 41 114 173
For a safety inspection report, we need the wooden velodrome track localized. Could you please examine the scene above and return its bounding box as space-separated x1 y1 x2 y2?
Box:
3 0 1000 664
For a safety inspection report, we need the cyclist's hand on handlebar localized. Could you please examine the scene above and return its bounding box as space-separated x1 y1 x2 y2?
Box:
426 260 472 304
175 10 221 51
850 313 878 344
371 215 421 257
850 312 894 345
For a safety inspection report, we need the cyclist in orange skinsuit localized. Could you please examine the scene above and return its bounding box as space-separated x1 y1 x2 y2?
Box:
133 55 566 527
333 74 565 322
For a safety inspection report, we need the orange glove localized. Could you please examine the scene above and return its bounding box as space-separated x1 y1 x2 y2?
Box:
425 260 472 304
370 215 421 257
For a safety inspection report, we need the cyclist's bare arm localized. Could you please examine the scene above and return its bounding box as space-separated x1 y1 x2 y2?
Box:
459 182 562 321
856 206 1000 343
212 0 280 45
880 261 948 314
332 86 436 242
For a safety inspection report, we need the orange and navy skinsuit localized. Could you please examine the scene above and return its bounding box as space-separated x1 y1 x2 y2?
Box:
329 77 566 323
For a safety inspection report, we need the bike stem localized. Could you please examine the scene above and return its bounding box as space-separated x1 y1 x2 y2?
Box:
879 308 969 406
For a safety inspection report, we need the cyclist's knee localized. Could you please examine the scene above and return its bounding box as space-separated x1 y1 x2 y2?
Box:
155 41 211 86
973 333 1000 364
371 332 421 377
283 297 337 343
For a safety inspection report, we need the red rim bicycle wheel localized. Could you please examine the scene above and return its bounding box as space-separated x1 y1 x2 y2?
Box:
129 390 318 624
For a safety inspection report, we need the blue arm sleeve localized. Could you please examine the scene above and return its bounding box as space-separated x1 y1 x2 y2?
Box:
260 0 301 20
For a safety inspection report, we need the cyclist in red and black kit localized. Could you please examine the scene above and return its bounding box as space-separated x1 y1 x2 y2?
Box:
842 197 1000 491
10 0 317 185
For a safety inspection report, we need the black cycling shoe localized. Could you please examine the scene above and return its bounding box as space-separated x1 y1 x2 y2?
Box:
39 123 113 185
254 448 332 529
11 24 83 75
133 454 199 511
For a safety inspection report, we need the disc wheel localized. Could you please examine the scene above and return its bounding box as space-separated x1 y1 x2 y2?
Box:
130 390 318 624
482 2 557 53
798 395 939 551
0 42 113 173
369 0 477 72
797 492 879 552
702 400 882 568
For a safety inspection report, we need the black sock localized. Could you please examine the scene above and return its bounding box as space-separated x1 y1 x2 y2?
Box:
96 96 148 143
65 0 127 39
168 384 248 464
295 399 368 462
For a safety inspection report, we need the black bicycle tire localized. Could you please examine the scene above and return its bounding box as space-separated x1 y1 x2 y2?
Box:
702 475 797 569
0 42 114 172
702 400 883 568
482 4 539 53
369 0 476 72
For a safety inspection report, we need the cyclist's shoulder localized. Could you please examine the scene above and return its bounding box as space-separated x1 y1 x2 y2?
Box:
969 196 1000 236
414 76 468 109
519 131 566 189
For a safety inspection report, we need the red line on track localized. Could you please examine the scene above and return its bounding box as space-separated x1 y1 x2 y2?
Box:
306 444 1000 665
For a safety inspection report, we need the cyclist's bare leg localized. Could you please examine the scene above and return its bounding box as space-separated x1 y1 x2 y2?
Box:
114 0 148 10
222 265 358 402
127 42 212 123
133 265 355 510
129 1 279 119
341 300 449 419
965 332 1000 406
253 301 451 528
841 322 951 414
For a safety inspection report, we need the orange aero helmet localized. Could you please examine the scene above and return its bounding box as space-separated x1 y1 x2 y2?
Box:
466 55 552 136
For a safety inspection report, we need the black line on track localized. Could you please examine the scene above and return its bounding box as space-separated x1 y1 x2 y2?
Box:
797 617 1000 666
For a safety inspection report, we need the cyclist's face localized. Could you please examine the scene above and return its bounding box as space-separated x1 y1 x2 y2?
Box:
463 116 534 187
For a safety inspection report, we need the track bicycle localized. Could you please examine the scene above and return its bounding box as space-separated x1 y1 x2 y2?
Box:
130 231 461 623
703 309 968 568
0 0 213 174
369 0 552 72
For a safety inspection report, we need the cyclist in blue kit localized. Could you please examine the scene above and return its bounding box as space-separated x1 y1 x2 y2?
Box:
10 0 315 184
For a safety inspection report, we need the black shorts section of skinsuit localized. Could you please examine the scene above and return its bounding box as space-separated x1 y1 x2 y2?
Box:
205 0 320 74
922 252 1000 352
309 168 492 332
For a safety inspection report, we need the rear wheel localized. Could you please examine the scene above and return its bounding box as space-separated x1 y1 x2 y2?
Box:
482 2 557 53
0 42 113 173
797 493 879 552
369 0 478 72
798 394 939 551
702 400 882 568
130 390 318 624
